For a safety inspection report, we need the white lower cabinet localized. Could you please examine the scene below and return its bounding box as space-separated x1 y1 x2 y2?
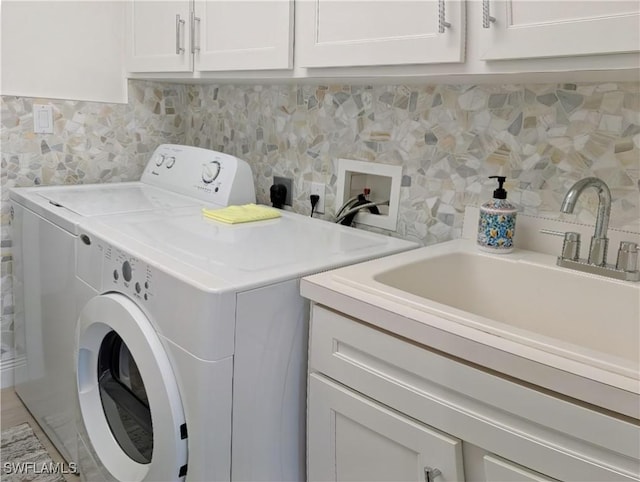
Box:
308 373 464 482
482 455 558 482
307 305 640 482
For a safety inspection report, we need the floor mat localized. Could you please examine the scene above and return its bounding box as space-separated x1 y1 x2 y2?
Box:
1 423 66 482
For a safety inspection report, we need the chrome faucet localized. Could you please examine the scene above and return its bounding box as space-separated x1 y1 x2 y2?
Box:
541 177 639 281
560 177 611 266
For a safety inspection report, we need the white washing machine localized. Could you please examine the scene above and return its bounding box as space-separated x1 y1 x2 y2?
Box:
74 205 417 482
9 145 255 465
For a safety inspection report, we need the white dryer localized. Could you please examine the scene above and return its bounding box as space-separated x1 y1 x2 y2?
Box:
74 207 417 482
9 145 255 464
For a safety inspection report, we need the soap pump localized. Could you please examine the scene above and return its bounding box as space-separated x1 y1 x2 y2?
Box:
477 175 517 253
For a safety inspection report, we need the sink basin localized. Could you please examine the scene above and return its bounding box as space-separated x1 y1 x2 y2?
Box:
376 250 639 368
333 239 640 382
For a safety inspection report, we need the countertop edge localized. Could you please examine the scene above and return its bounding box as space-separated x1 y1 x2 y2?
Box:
300 274 640 421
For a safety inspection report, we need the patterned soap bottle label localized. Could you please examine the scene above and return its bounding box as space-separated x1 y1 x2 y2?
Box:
477 208 516 250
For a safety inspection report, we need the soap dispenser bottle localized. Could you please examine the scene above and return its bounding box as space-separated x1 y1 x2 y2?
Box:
477 176 517 253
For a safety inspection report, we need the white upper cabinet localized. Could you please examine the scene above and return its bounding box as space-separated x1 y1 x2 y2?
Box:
126 0 293 73
2 1 126 103
195 1 293 71
479 0 640 60
296 0 465 67
127 1 192 73
125 0 638 79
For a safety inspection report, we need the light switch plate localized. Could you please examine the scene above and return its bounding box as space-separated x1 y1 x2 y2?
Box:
33 104 54 134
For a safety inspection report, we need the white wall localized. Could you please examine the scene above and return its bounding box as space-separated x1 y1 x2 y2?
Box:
1 1 127 103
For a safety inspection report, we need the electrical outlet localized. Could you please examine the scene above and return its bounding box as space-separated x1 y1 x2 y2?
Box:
273 176 293 206
310 182 325 214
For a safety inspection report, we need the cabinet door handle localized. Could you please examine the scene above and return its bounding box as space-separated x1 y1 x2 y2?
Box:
482 0 496 28
175 14 186 54
191 11 201 54
424 466 442 482
438 0 451 33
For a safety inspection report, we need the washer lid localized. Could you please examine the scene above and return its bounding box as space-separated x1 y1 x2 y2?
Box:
79 207 418 292
10 183 199 234
38 184 198 216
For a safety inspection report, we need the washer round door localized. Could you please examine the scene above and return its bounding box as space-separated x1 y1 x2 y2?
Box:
76 294 188 482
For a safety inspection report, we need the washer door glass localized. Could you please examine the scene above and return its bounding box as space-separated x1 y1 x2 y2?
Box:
98 331 153 464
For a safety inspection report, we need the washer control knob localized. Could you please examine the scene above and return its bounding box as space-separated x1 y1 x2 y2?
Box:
202 160 221 184
113 269 119 281
155 154 166 167
135 282 141 294
166 156 176 169
122 261 132 282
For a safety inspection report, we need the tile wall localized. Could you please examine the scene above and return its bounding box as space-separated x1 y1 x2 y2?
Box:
1 81 187 364
1 80 639 370
185 82 640 242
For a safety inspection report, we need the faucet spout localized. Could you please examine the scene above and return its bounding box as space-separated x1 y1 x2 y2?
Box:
560 177 611 265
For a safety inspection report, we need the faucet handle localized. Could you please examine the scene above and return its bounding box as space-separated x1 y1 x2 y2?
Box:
616 241 639 273
540 229 581 260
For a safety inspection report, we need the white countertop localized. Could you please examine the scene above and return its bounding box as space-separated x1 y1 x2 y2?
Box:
301 210 640 420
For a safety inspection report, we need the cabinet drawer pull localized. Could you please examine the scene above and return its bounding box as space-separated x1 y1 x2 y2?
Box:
175 14 185 54
424 466 442 482
191 11 201 54
482 0 496 28
438 0 451 33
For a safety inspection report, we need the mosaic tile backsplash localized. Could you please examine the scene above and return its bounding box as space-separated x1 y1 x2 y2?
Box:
1 81 187 363
1 80 639 369
185 82 640 241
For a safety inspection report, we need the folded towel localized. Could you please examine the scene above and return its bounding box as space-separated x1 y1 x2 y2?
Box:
202 204 281 224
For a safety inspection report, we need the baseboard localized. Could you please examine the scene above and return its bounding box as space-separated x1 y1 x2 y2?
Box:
1 356 25 389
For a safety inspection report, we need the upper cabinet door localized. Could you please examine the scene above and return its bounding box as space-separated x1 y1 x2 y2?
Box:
126 1 193 73
296 0 465 67
195 0 293 71
480 0 640 60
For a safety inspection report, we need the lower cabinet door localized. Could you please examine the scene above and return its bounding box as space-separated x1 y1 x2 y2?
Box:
483 455 559 482
308 373 465 482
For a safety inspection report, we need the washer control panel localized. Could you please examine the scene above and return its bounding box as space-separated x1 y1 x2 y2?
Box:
76 232 156 304
106 246 154 302
140 144 255 206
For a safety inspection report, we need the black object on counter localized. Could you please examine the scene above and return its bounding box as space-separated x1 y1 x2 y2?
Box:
270 184 287 209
